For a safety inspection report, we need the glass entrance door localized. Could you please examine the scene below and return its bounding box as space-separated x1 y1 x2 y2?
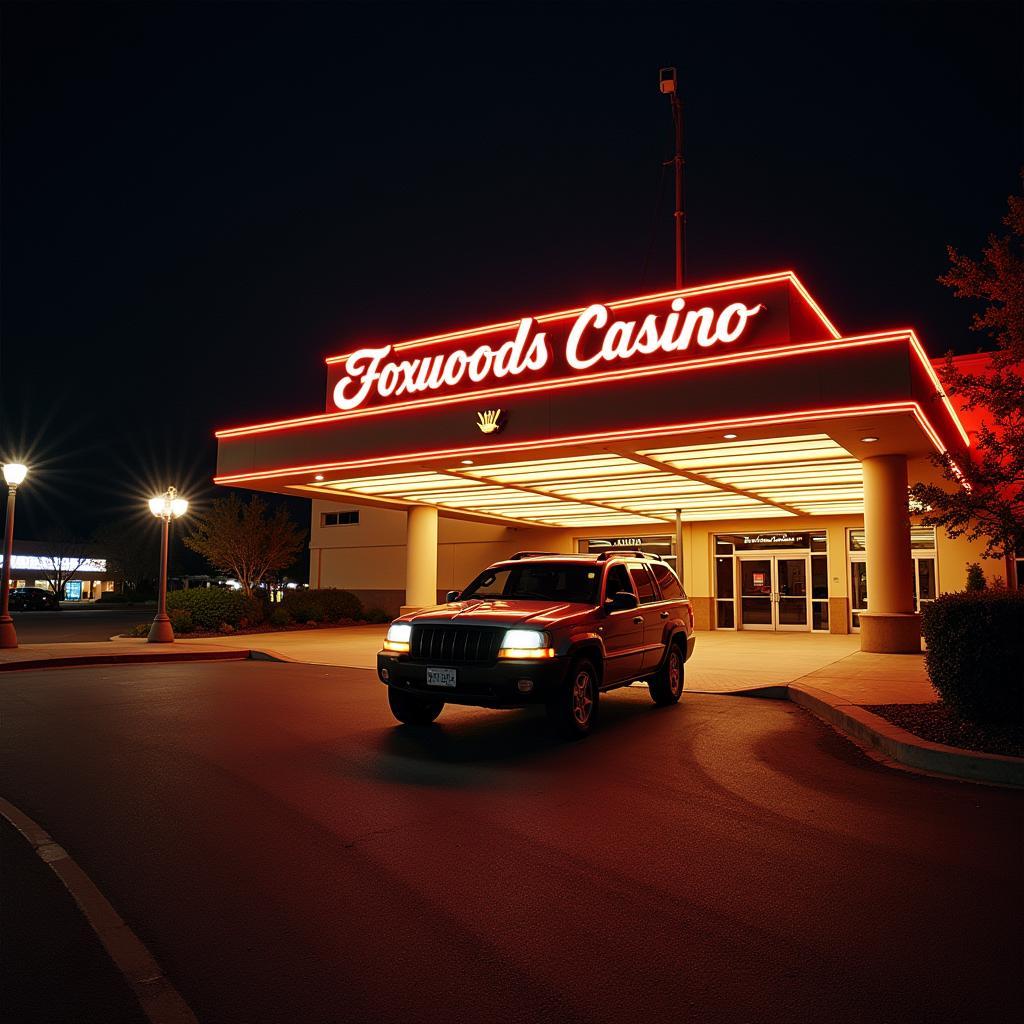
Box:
738 555 810 631
775 557 809 630
739 559 774 630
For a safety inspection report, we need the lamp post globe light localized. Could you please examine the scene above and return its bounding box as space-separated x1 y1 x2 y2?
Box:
148 486 188 643
0 463 29 649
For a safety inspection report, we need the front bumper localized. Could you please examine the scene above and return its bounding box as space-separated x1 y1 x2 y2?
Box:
377 652 570 708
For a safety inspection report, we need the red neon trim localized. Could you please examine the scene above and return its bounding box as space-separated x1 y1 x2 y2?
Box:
907 331 970 446
218 331 919 440
322 270 841 365
213 400 943 485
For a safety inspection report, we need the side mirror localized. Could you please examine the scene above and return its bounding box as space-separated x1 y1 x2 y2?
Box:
606 590 639 611
445 590 461 602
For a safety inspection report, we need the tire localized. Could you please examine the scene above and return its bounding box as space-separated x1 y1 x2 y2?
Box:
648 639 685 706
387 687 444 725
546 657 600 739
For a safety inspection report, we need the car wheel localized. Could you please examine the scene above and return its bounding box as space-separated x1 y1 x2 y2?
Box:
547 657 600 739
648 640 685 706
387 687 444 726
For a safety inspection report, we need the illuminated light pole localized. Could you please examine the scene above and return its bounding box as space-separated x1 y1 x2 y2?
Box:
659 66 685 289
147 487 188 643
0 463 28 649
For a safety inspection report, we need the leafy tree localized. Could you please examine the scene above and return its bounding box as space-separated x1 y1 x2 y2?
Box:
184 494 306 597
92 518 157 593
909 179 1024 563
36 530 90 599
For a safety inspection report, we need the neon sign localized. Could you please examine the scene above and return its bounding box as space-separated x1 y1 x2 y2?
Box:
331 297 764 412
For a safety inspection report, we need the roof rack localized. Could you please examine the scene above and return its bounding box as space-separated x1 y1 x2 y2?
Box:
507 551 560 560
595 549 665 562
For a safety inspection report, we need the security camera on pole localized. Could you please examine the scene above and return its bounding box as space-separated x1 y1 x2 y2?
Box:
0 463 29 649
147 486 188 643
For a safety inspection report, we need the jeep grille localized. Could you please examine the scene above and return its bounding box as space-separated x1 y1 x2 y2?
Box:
409 625 505 664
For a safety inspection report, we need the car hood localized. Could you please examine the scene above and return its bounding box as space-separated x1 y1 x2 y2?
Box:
403 599 585 627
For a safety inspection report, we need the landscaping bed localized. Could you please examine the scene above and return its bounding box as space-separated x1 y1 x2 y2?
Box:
863 703 1024 759
152 618 385 640
125 588 391 638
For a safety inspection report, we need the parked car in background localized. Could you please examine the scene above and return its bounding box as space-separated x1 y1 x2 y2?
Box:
378 550 695 738
8 587 60 610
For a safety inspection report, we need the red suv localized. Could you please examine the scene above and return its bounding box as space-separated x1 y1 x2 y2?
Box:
377 550 695 738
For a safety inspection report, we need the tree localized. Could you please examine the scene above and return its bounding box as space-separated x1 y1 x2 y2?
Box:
92 518 157 594
37 531 90 599
184 494 306 597
909 178 1024 563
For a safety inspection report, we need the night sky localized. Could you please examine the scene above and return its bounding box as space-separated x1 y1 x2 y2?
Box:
2 1 1022 543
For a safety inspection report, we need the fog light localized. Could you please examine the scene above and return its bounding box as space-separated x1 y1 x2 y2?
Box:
381 668 390 681
517 679 534 693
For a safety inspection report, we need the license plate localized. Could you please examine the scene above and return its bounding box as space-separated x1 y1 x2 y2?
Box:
426 667 457 688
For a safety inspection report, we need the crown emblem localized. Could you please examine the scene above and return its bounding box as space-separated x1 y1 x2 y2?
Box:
476 409 504 435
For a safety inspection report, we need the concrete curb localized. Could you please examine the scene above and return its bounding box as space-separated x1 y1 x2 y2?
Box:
0 649 252 673
726 682 1024 787
789 684 1024 787
0 796 198 1024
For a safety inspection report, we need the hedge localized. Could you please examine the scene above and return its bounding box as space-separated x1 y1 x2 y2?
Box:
921 590 1024 724
165 588 265 629
280 588 363 623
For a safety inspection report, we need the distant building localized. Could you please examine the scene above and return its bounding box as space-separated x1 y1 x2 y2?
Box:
1 540 118 601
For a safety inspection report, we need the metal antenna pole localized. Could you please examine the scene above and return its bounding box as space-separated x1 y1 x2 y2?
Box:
672 89 684 289
660 67 685 289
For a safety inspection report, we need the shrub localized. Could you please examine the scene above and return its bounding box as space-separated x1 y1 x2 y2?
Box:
363 607 391 624
165 588 264 630
168 608 194 634
129 622 150 638
269 607 293 628
965 562 987 592
921 591 1024 724
280 588 363 623
97 591 129 604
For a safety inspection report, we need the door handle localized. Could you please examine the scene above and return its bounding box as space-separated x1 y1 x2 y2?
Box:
632 616 644 625
660 611 669 619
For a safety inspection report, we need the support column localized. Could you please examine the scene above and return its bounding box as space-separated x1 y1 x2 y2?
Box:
860 454 920 653
402 505 438 614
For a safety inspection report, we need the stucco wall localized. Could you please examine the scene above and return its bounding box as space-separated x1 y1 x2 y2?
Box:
309 497 999 622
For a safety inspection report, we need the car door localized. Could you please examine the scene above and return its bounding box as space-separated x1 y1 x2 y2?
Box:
599 563 645 684
628 563 668 671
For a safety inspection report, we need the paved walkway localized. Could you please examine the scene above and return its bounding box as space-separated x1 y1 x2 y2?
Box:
0 626 936 706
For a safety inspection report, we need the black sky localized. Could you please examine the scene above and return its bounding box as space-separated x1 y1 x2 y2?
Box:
2 0 1022 540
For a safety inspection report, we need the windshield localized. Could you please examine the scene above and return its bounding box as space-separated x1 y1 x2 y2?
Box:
460 562 601 604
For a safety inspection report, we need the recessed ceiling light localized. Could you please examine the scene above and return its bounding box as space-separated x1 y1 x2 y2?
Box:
314 474 324 481
860 436 879 443
723 433 738 440
460 459 474 465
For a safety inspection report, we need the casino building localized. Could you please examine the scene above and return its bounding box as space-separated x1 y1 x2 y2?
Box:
214 271 1010 653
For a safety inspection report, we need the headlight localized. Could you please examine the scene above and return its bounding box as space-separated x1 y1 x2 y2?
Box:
383 622 412 653
498 628 554 659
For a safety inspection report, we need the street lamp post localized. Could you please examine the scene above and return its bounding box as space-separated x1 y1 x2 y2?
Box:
0 463 29 650
148 487 188 643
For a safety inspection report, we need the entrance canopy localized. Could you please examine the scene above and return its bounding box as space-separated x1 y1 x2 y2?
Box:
215 270 969 527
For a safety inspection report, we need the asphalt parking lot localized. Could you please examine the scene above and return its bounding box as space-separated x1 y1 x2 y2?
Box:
6 608 152 643
1 660 1021 1024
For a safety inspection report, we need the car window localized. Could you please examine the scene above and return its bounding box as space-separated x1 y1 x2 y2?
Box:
651 562 685 600
460 563 601 604
628 564 658 603
604 563 633 601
